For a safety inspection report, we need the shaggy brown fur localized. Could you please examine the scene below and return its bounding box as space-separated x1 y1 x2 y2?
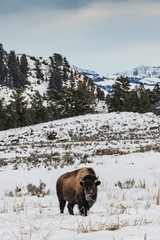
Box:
56 167 101 216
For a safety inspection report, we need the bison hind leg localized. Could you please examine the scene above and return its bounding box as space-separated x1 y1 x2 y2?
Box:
59 200 66 213
67 203 75 215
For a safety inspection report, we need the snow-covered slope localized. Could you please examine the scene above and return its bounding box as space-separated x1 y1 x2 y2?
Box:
76 65 160 92
0 54 93 105
0 112 160 167
0 112 160 239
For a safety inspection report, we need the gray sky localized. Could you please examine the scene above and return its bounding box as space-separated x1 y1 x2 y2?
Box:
1 0 160 74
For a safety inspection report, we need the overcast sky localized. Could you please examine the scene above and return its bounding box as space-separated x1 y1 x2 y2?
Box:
1 0 160 74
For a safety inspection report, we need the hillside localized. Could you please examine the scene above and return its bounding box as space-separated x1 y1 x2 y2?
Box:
0 111 160 169
76 65 160 92
0 112 160 239
0 43 99 105
0 44 107 131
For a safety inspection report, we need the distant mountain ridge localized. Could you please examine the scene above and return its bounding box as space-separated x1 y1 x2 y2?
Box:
76 65 160 92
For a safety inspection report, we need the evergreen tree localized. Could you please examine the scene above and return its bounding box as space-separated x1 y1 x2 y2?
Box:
72 78 95 115
150 84 160 104
6 102 19 129
62 57 70 83
70 70 75 88
107 76 131 112
58 87 73 118
0 99 6 130
97 87 105 101
47 89 60 120
49 71 62 92
19 54 29 87
137 83 150 113
0 43 7 85
6 89 31 128
63 57 70 68
62 67 68 83
31 91 48 124
48 78 95 120
35 59 44 80
8 51 19 88
127 88 139 112
53 53 63 68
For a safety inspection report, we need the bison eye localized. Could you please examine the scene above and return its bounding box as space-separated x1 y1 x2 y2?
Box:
80 181 84 186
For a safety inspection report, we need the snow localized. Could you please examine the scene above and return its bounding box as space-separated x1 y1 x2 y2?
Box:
76 65 160 93
0 55 94 106
0 112 160 239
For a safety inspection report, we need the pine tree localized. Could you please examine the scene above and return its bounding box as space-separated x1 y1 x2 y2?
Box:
70 70 75 88
6 89 31 128
31 91 48 124
6 102 19 129
35 59 44 80
0 43 7 86
127 88 139 112
49 71 62 92
150 84 160 104
0 99 6 130
63 57 70 68
47 89 61 120
62 57 70 83
72 78 95 115
62 67 68 83
107 76 131 112
19 54 29 88
97 87 105 101
8 51 19 88
137 83 150 113
53 53 63 68
48 78 96 120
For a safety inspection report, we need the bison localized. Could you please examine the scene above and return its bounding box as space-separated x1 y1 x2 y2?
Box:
56 167 101 216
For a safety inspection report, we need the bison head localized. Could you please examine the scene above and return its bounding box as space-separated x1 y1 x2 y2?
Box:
80 175 101 202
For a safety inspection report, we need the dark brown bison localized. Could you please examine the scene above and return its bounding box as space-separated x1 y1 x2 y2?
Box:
56 167 101 216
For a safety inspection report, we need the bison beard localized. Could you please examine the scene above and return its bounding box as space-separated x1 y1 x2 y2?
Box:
56 168 101 216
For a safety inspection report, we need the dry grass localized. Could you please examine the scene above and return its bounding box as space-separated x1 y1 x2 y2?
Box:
76 217 129 234
156 178 160 205
13 199 26 213
0 200 9 213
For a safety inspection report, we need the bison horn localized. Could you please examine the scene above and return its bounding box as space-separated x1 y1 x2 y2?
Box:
95 177 99 183
81 177 84 183
95 177 101 186
80 177 85 186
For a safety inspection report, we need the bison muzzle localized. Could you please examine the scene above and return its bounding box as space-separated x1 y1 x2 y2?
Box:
56 167 101 216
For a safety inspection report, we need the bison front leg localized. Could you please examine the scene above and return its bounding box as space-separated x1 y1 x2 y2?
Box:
78 204 88 216
59 200 66 213
67 203 75 215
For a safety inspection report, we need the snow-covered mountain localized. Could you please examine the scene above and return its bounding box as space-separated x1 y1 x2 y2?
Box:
76 65 160 92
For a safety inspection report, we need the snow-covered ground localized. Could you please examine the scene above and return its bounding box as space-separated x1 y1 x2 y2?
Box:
0 112 160 239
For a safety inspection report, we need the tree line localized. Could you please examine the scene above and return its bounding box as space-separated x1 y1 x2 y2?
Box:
0 80 96 131
106 76 160 114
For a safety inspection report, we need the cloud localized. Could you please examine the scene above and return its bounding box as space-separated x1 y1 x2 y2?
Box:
1 0 160 74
